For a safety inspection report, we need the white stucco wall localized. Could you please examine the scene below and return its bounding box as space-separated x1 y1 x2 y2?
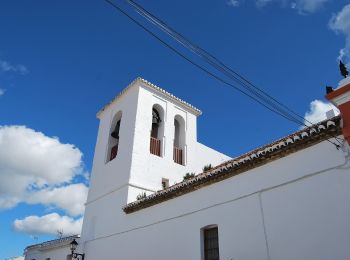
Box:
24 248 41 260
8 257 24 260
86 85 140 204
24 244 71 260
128 84 230 193
195 142 231 171
81 137 350 260
79 79 350 260
81 80 231 244
83 80 230 205
24 76 350 260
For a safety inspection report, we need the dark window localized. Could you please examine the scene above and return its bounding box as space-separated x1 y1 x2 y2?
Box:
204 226 220 260
161 178 169 189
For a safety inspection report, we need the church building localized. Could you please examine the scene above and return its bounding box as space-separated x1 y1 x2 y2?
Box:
25 76 350 260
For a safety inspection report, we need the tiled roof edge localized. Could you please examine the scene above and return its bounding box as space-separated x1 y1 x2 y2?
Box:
24 235 79 252
96 77 202 117
123 116 342 214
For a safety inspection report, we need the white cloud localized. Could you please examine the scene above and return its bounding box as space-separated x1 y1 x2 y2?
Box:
303 99 339 126
293 0 329 13
0 125 88 216
234 0 330 13
329 4 350 65
227 0 242 7
0 88 5 96
256 0 274 8
26 184 88 216
8 256 24 260
0 59 28 75
13 213 83 236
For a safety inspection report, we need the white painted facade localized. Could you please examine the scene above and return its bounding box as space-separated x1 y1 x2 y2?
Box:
7 256 24 260
85 78 230 205
24 235 78 260
81 138 350 260
25 77 350 260
81 78 231 246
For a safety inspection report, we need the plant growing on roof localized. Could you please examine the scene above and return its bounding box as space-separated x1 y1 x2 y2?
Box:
136 192 147 200
183 172 195 181
203 164 212 172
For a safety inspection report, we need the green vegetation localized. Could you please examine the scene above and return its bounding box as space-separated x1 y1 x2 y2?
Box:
203 164 212 172
136 192 147 200
183 172 196 180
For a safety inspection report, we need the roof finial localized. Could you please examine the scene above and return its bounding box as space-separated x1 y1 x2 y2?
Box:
339 60 349 78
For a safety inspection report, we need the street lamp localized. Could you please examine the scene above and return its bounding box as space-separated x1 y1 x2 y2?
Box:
70 239 85 260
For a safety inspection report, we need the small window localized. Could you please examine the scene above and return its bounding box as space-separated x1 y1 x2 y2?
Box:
162 178 169 189
203 226 220 260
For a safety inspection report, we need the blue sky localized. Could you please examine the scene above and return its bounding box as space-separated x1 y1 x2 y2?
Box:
0 0 349 258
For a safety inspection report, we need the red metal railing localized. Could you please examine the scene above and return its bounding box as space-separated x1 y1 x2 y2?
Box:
110 144 118 161
150 137 161 156
173 146 183 165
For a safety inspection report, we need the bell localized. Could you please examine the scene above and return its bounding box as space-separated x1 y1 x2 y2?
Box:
111 130 119 139
111 120 121 139
152 109 161 124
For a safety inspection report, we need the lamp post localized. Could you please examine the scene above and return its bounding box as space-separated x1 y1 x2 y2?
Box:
70 239 85 260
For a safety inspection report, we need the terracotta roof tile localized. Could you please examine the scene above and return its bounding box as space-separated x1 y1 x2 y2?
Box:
24 235 79 252
97 78 202 117
123 116 342 214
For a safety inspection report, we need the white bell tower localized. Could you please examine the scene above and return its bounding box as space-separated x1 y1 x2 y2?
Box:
80 78 230 250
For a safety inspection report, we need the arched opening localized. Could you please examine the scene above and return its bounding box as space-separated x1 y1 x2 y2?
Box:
151 108 161 139
173 115 185 165
107 111 122 162
150 105 164 156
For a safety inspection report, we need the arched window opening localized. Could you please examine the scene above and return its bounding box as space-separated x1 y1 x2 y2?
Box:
201 225 220 260
174 119 180 147
150 105 164 156
173 115 185 165
107 111 122 162
151 108 161 138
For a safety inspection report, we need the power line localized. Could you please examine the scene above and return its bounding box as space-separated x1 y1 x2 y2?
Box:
124 0 344 147
126 0 343 147
103 0 342 148
103 0 303 123
124 0 322 128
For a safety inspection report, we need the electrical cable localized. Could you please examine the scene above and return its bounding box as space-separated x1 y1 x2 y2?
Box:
104 0 342 148
104 0 303 124
124 0 344 147
125 0 306 122
125 0 335 130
